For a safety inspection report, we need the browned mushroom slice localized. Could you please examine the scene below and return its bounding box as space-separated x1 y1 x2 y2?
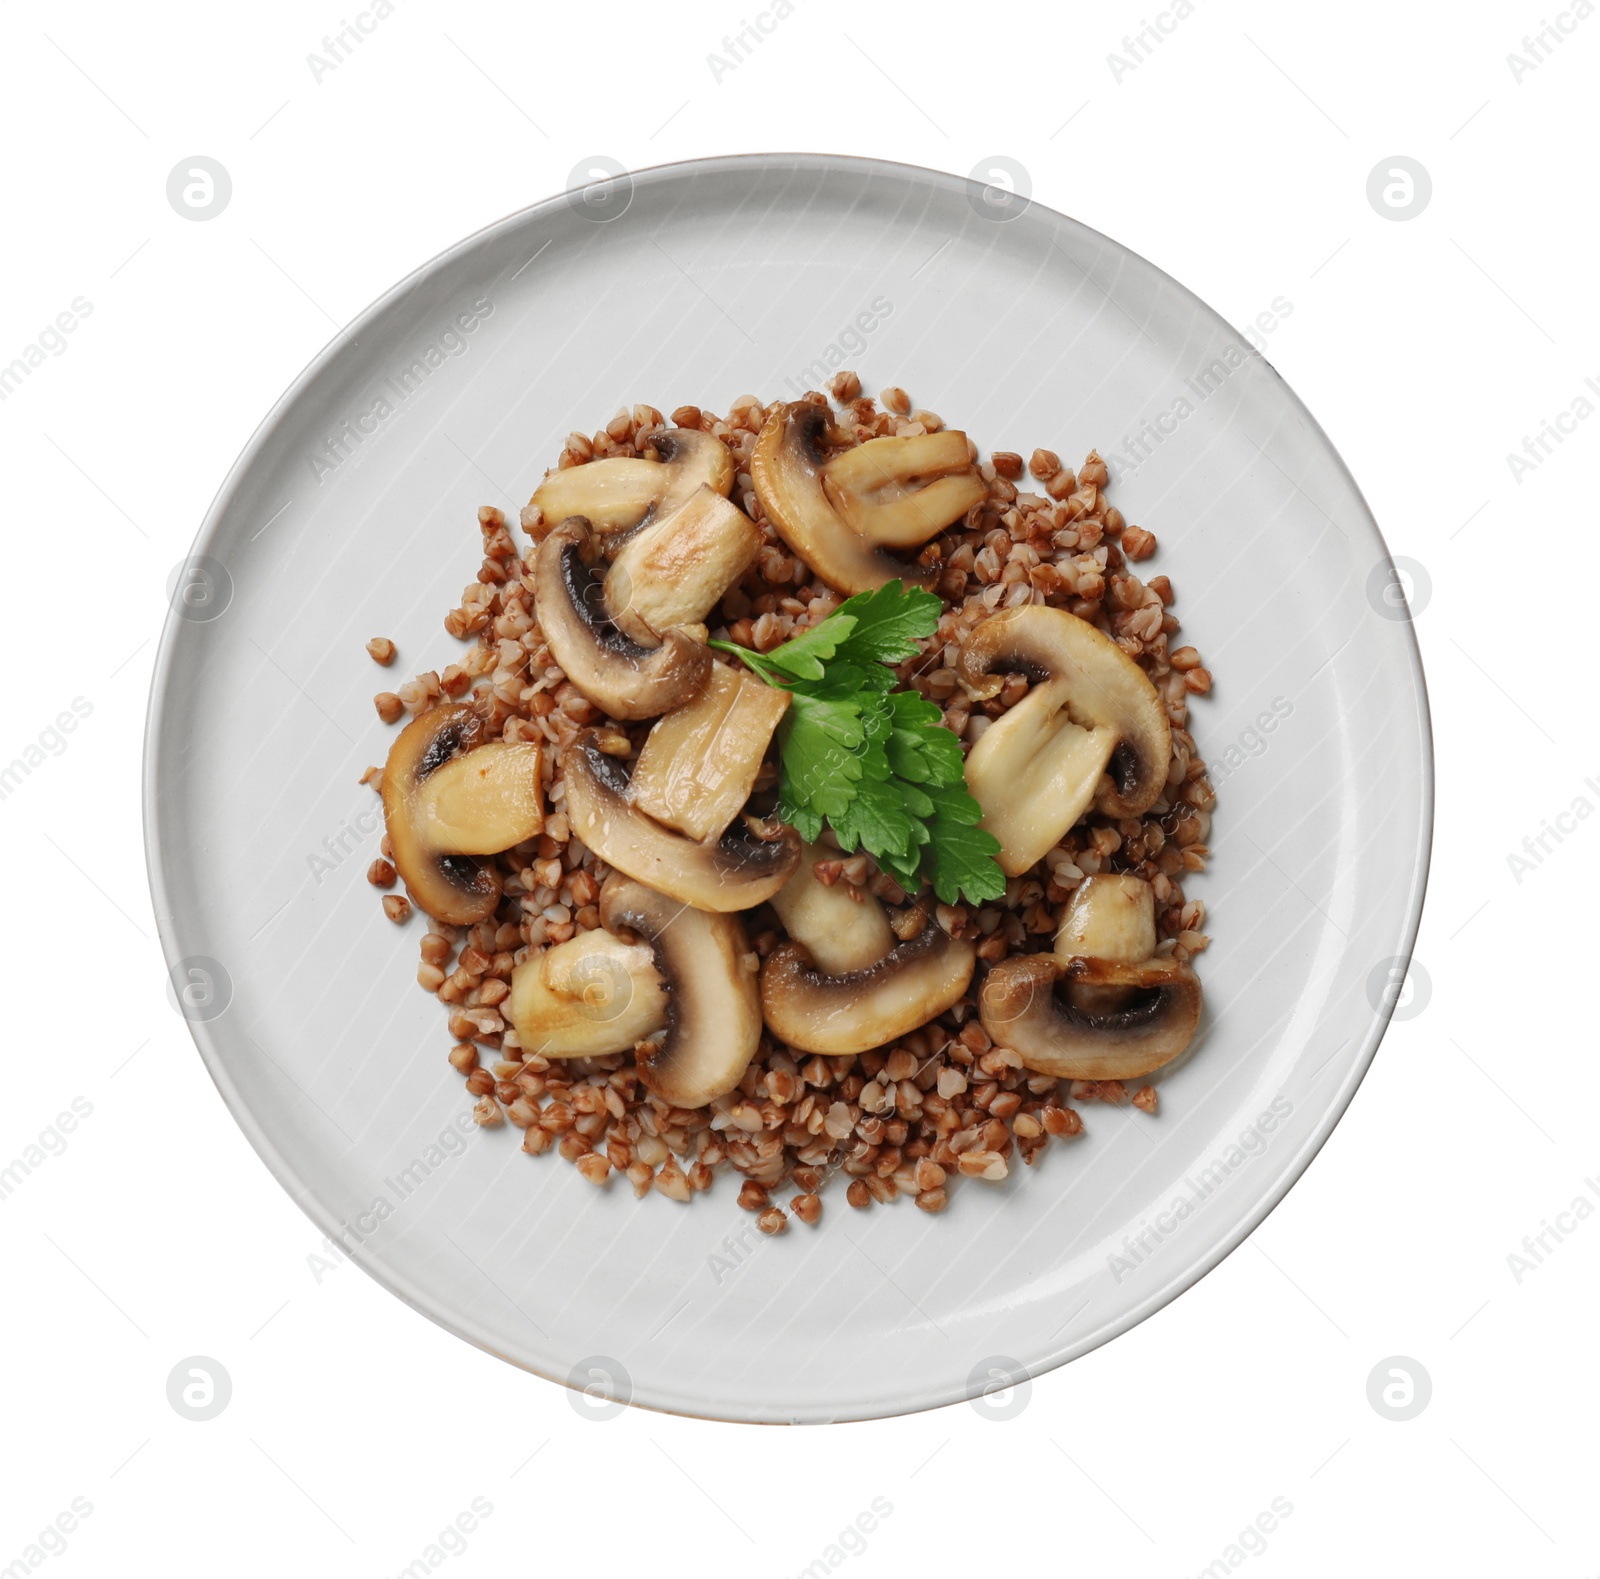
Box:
508 929 667 1058
959 605 1172 870
534 517 711 721
604 485 761 646
527 428 734 539
751 403 941 595
978 952 1201 1080
562 731 800 912
759 900 976 1055
598 876 762 1108
381 705 542 924
821 430 986 548
627 661 791 843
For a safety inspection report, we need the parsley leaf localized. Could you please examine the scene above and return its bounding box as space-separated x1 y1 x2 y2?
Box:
825 582 943 666
713 581 1005 905
751 613 858 681
831 776 921 863
771 690 871 842
921 784 1008 905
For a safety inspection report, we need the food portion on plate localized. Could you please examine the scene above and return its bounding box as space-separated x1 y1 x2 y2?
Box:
363 379 1214 1230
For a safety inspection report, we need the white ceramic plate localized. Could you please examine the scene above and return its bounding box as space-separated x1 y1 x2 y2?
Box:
144 154 1432 1424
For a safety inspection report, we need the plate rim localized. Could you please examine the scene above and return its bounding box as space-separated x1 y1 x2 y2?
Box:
142 150 1435 1424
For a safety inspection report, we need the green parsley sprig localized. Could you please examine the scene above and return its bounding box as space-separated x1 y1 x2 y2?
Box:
711 582 1006 906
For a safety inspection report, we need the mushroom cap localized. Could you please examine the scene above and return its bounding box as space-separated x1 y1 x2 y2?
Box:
527 427 735 538
751 403 940 596
598 875 762 1108
978 952 1201 1080
562 731 801 912
508 928 667 1058
534 517 712 721
759 902 976 1055
958 604 1171 820
381 704 528 924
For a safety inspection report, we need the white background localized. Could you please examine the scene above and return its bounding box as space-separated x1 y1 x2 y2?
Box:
0 0 1589 1573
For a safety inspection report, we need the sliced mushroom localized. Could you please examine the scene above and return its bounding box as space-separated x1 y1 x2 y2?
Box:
982 874 1199 1078
508 929 667 1058
562 731 800 911
760 900 976 1055
628 661 791 842
751 403 947 595
821 429 986 548
960 605 1172 871
527 428 734 539
767 842 896 975
598 875 762 1107
978 952 1200 1081
534 517 711 720
381 705 542 924
605 485 761 645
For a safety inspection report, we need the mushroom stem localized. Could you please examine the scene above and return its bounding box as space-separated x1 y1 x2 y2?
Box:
1054 874 1156 966
964 677 1116 876
605 485 761 645
1054 874 1159 1016
416 741 543 855
768 842 896 975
